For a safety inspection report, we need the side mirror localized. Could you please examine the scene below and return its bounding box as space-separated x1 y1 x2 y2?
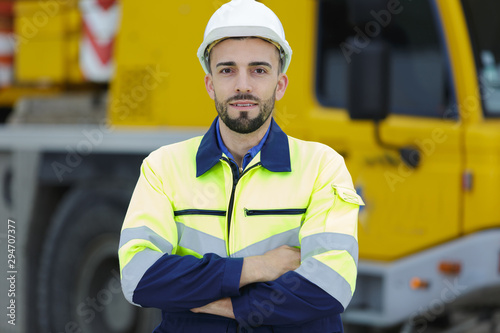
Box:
347 37 390 120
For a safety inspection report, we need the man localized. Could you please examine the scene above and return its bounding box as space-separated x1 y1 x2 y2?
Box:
119 0 363 332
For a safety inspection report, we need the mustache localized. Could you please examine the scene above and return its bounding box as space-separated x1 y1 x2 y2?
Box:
226 94 260 103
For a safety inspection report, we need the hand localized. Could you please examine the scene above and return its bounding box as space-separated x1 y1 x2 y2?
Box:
191 297 234 319
260 245 301 281
192 246 300 319
240 245 301 287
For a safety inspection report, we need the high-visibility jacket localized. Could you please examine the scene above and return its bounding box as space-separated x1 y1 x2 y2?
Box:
119 118 363 333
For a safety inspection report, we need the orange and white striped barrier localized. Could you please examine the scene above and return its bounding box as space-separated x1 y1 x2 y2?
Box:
79 0 120 82
0 1 13 87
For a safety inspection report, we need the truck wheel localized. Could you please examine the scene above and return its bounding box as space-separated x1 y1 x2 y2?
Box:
38 185 160 333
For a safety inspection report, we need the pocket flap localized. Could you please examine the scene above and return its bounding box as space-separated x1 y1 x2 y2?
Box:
332 185 365 206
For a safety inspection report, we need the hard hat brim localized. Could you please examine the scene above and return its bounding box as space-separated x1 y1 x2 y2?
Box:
197 26 292 74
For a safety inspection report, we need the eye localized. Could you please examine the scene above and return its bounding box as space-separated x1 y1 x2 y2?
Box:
219 68 233 74
254 68 267 74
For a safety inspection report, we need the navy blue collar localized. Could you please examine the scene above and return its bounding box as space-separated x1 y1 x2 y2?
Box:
196 117 291 177
216 119 270 171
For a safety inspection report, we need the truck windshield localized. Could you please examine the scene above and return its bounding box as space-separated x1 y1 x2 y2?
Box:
461 0 500 116
316 0 453 118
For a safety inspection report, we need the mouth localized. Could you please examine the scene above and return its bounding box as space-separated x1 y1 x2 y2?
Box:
228 100 258 110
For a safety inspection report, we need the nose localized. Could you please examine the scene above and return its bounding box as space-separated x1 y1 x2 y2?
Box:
235 71 252 93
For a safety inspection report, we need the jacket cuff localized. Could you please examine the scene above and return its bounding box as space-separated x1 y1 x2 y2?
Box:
221 257 244 297
231 291 251 325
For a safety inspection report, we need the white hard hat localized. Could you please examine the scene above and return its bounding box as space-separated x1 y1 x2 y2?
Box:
197 0 292 74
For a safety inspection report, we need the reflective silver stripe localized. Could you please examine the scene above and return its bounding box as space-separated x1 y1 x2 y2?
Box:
301 232 358 266
232 227 300 257
119 226 174 254
176 222 227 257
295 257 353 309
121 249 163 305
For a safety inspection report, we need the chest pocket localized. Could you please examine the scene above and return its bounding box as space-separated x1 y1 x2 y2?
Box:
234 207 307 256
243 207 307 230
173 209 227 257
244 208 307 217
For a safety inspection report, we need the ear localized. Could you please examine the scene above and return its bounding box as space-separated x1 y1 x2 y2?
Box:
204 74 215 100
275 73 289 101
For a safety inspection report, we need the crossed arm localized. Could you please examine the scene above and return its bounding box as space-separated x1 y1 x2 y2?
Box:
190 245 301 318
122 153 359 325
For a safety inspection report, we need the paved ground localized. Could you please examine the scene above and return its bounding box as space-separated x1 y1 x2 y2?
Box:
345 309 500 333
345 287 500 333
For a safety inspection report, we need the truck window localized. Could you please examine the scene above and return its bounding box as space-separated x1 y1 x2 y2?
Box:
461 0 500 116
316 0 453 118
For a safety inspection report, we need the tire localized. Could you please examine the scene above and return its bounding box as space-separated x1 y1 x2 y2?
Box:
38 184 160 333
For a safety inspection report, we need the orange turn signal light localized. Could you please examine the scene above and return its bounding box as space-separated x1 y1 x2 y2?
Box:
438 261 461 275
410 277 429 290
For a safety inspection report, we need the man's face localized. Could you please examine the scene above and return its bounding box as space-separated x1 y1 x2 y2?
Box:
204 38 288 134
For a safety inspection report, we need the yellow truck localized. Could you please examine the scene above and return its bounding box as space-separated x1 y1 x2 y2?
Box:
0 0 499 332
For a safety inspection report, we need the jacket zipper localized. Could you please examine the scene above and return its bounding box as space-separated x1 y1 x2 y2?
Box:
244 208 307 216
226 161 239 240
173 209 226 217
223 158 262 241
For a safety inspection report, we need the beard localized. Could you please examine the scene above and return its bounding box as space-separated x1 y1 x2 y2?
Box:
215 92 275 134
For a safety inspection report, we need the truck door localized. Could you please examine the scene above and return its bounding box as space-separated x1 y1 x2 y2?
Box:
311 0 462 260
459 0 500 234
